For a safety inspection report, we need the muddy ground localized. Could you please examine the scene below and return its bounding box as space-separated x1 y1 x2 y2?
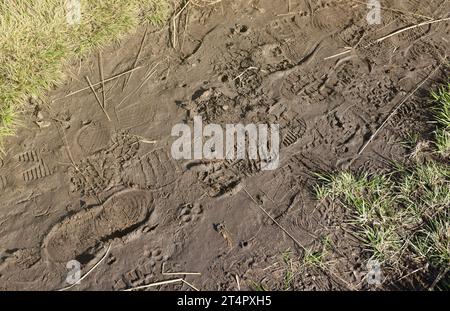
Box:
0 0 449 290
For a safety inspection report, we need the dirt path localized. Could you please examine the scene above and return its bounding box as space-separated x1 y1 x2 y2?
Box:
0 0 449 290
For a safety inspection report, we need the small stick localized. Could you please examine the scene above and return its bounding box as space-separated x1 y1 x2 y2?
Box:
123 28 148 91
429 267 449 291
357 63 442 156
98 52 106 109
58 244 112 291
324 49 352 60
181 5 190 52
54 66 145 100
181 279 200 291
235 275 241 291
233 67 259 81
375 17 450 43
172 0 191 49
162 262 202 276
86 76 111 121
117 62 160 108
124 278 183 291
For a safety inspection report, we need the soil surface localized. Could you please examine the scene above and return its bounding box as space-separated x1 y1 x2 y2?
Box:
0 0 449 290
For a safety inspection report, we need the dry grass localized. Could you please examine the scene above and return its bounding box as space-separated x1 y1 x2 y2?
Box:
0 0 170 151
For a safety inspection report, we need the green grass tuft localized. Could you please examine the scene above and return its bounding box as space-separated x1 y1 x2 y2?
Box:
315 161 449 273
431 84 450 155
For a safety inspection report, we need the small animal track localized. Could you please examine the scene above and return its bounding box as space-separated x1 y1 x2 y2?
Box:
44 189 153 262
116 103 155 130
179 203 203 224
268 16 303 40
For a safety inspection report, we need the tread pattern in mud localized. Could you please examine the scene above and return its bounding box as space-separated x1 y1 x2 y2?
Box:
183 88 236 123
22 159 52 182
281 68 333 104
44 190 153 262
281 116 307 148
311 5 352 33
70 131 139 195
196 161 242 197
16 150 55 183
123 148 180 190
76 122 111 155
18 150 39 162
113 248 166 290
215 50 264 96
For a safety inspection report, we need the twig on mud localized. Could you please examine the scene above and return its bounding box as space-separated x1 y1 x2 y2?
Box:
161 262 201 276
392 265 428 285
357 63 443 157
375 17 450 43
324 48 352 60
123 28 148 91
172 0 191 49
58 244 112 291
325 17 449 60
233 67 260 81
98 52 106 109
190 0 222 7
242 187 306 252
182 279 200 291
86 76 111 121
429 267 449 291
124 277 200 291
124 278 183 291
53 66 145 101
116 62 160 109
235 275 241 291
